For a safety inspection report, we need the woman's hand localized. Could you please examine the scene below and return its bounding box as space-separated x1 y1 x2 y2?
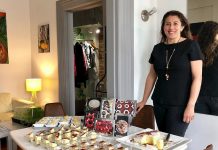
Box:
183 104 195 123
136 100 146 113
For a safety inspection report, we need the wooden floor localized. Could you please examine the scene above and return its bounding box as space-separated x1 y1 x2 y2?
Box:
0 137 22 150
0 138 7 150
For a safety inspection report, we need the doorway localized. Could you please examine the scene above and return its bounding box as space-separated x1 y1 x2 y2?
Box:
56 0 107 115
56 0 134 115
73 6 107 115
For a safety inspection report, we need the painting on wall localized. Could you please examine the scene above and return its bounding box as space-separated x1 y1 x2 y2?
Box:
38 24 50 53
0 12 9 64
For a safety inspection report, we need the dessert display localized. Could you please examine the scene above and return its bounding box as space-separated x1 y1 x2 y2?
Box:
26 115 190 150
45 117 61 127
84 111 98 129
115 99 137 117
95 119 114 136
59 116 72 125
86 98 101 111
27 125 94 149
100 98 115 119
114 114 129 137
71 116 83 127
116 130 164 150
115 119 129 135
131 130 161 146
26 125 130 150
116 129 191 150
33 117 50 127
25 98 190 150
33 116 82 128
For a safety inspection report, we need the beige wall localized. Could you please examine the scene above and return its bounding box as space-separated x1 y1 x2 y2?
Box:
0 0 59 106
188 0 218 23
0 0 31 98
134 0 187 100
29 0 59 106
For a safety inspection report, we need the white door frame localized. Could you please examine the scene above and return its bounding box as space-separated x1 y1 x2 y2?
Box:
56 0 134 114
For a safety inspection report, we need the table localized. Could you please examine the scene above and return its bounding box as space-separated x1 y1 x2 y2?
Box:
0 120 25 150
10 126 190 150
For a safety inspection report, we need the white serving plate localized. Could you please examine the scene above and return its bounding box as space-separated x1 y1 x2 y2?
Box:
33 123 45 128
116 129 191 150
33 117 51 127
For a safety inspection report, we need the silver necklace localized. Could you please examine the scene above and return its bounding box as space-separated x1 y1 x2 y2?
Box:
165 49 175 80
165 38 181 80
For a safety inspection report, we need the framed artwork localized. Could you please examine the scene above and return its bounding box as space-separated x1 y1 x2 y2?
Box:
0 12 9 64
38 24 50 53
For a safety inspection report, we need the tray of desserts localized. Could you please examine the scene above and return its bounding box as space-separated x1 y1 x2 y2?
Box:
33 117 51 127
116 129 191 150
26 125 131 150
33 116 82 128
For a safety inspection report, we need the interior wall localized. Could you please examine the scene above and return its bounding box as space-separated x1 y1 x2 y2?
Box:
134 0 157 103
0 0 31 98
134 0 187 102
157 0 187 41
188 0 218 23
29 0 59 106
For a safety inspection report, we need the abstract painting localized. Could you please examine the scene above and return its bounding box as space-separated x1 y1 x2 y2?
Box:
0 12 9 64
38 24 50 53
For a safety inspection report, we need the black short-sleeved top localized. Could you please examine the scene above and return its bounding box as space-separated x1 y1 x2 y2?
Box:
200 55 218 97
149 39 203 106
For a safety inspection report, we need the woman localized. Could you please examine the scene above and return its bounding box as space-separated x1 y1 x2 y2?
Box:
195 21 218 116
137 10 203 136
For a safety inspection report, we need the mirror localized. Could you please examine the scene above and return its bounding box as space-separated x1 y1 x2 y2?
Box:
188 0 218 116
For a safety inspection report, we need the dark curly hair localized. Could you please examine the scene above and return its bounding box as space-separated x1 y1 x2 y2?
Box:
160 10 192 42
198 21 218 66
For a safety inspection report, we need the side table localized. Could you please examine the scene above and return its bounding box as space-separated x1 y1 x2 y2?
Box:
0 120 25 150
13 106 44 126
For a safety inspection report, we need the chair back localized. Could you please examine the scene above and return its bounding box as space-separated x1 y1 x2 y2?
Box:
44 102 66 117
131 105 155 129
204 144 213 150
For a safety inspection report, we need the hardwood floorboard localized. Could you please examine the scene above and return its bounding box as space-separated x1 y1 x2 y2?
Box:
0 137 23 150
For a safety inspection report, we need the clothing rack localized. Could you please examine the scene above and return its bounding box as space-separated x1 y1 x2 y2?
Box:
76 39 93 42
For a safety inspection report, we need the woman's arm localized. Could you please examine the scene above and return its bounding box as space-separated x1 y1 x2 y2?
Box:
137 64 157 113
183 60 202 123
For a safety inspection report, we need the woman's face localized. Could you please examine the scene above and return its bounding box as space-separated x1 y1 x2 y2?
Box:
164 15 184 42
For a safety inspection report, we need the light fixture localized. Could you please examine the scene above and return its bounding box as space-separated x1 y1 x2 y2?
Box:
95 28 100 34
26 78 42 105
141 7 157 22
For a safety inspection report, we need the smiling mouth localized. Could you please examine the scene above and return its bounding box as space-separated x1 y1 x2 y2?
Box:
168 31 176 34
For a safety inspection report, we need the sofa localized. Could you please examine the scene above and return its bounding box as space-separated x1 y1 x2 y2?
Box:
0 92 33 122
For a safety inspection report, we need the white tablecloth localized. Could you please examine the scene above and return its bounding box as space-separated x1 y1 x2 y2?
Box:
10 126 189 150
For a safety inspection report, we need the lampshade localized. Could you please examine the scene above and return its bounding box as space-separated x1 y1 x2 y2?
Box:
26 78 42 92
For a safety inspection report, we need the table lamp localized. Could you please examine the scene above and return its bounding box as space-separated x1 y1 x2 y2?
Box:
26 78 42 105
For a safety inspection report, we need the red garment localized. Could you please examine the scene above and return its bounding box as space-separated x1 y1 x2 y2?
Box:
74 42 88 88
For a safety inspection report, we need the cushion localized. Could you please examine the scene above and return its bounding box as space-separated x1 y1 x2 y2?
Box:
12 98 34 109
0 92 12 113
0 112 13 121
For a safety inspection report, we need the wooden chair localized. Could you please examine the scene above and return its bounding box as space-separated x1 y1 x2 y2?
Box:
204 144 213 150
131 105 155 129
44 102 66 117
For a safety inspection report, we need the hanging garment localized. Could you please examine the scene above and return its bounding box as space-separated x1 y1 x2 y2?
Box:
74 42 88 88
